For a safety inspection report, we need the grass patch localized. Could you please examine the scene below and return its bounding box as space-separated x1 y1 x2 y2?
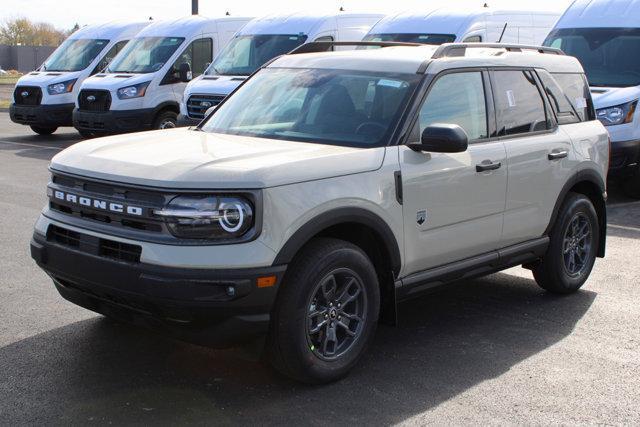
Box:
0 75 21 85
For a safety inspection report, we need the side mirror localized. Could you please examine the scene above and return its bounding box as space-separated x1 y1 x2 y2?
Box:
179 62 192 82
408 123 468 153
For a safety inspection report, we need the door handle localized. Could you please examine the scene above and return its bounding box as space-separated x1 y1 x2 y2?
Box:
476 160 502 172
548 150 568 160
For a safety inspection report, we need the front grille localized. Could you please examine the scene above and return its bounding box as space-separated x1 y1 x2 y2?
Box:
14 86 42 106
78 89 111 112
49 172 166 234
47 224 141 263
187 94 226 119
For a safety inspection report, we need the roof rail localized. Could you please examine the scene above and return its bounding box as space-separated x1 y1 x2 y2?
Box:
431 43 565 59
288 40 422 55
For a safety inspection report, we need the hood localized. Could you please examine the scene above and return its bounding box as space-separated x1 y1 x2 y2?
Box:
590 85 640 109
81 72 150 90
186 75 246 97
16 70 81 87
50 128 385 189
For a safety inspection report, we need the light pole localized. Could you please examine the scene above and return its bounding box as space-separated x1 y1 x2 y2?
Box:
192 0 198 15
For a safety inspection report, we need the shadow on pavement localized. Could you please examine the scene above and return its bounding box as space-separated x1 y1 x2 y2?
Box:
0 273 595 425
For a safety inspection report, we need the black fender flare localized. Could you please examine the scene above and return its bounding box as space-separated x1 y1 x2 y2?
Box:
152 101 180 118
272 207 402 275
545 168 607 257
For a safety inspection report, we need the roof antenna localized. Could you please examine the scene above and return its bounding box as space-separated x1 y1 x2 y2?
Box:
226 11 230 16
339 6 345 11
483 2 489 7
497 22 507 43
148 16 153 20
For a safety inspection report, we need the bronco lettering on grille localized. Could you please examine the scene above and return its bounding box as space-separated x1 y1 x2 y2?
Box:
51 189 144 216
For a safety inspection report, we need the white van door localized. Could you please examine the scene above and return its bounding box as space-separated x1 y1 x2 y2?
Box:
166 37 215 104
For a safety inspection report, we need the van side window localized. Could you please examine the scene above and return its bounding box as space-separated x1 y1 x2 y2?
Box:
314 35 334 51
92 40 128 75
537 69 580 125
493 70 551 136
411 71 488 142
171 38 213 80
463 35 482 43
551 73 596 121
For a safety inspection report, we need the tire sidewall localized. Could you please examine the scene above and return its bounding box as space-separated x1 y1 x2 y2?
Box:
276 243 380 382
154 111 177 130
549 194 599 291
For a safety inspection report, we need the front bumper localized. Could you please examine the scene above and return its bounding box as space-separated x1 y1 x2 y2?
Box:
10 103 74 127
73 108 156 134
30 231 286 348
177 113 202 127
609 138 640 177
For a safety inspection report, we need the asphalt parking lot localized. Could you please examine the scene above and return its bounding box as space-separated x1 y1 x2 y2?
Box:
1 113 639 425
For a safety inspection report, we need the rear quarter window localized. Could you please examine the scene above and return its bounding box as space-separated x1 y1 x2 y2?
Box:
551 73 596 121
537 69 581 125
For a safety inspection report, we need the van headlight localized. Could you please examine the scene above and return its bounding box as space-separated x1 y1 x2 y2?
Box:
116 81 150 99
47 79 77 95
597 100 637 126
154 195 254 239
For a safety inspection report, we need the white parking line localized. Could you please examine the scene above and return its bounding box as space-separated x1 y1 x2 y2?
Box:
0 139 65 151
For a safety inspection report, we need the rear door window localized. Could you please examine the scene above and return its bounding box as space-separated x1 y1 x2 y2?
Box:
551 73 595 121
537 69 581 125
492 70 551 136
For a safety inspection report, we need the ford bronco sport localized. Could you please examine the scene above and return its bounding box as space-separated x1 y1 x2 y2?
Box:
30 42 609 384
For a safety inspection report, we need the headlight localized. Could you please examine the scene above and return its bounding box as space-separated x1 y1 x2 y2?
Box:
116 81 150 99
597 100 637 126
47 79 76 95
154 195 254 239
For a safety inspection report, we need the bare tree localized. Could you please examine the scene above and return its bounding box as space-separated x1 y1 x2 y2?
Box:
0 18 67 46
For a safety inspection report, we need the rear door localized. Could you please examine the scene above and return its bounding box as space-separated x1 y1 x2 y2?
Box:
399 69 507 275
491 68 572 247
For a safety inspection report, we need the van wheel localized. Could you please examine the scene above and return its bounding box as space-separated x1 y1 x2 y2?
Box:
267 238 380 384
533 192 599 294
622 171 640 199
30 126 57 135
153 111 177 130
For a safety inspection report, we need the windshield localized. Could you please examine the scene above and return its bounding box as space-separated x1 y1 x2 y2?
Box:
544 28 640 87
201 68 420 147
206 34 308 76
107 37 184 74
41 39 109 72
363 33 456 45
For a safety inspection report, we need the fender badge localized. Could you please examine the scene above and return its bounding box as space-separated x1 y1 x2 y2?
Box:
417 210 427 226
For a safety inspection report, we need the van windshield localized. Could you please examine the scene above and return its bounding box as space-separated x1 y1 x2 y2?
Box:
205 35 308 76
107 37 185 74
544 28 640 87
363 33 456 45
41 39 109 72
201 67 421 147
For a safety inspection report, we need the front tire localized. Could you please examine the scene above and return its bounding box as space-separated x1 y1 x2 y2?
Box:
153 111 177 130
30 125 56 135
533 192 599 294
267 238 380 384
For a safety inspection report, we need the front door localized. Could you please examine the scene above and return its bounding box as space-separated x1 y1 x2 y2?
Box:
400 70 507 275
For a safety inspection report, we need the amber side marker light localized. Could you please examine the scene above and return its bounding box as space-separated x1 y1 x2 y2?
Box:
257 275 277 288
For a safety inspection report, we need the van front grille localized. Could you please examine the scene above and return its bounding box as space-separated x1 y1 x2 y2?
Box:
14 86 42 106
78 89 111 112
187 94 226 119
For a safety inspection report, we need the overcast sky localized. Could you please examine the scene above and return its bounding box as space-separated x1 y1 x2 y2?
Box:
2 0 572 30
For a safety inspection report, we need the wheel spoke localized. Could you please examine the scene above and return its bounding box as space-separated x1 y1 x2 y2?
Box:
322 323 338 356
336 277 356 304
321 275 338 301
308 308 327 320
336 318 356 336
309 319 328 335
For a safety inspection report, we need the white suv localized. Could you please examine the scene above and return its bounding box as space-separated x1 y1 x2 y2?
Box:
30 42 609 384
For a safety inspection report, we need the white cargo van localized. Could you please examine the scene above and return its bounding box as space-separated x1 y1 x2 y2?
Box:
362 7 560 45
73 16 251 136
10 21 150 135
544 0 640 198
178 12 384 125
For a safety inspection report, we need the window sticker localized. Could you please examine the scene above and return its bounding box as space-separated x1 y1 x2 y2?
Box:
506 90 516 107
378 79 406 88
574 97 587 109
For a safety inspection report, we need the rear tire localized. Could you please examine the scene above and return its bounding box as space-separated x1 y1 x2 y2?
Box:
533 192 599 294
153 111 177 130
267 238 380 384
30 126 56 135
78 129 95 139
